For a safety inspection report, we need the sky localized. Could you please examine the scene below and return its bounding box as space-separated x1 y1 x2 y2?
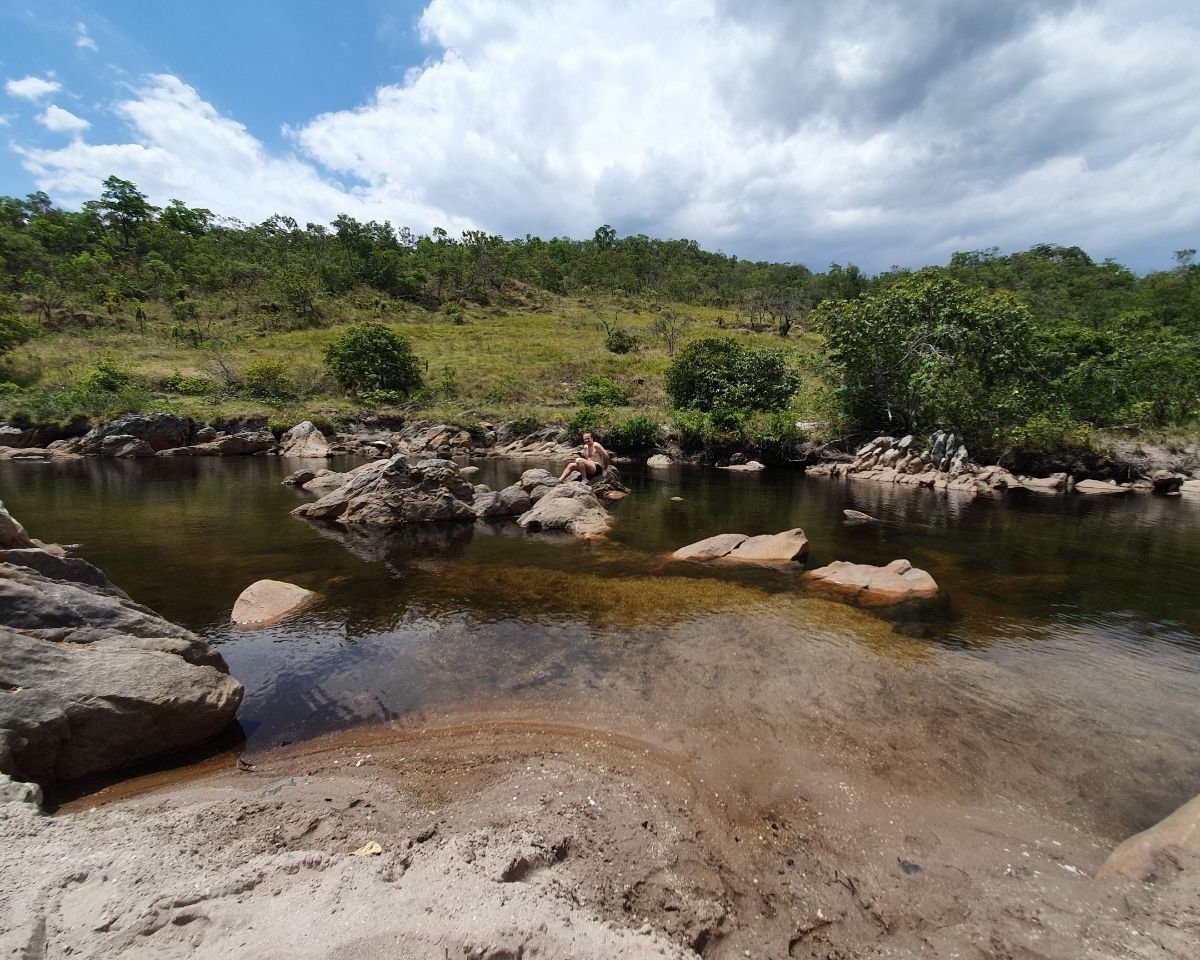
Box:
2 0 1199 274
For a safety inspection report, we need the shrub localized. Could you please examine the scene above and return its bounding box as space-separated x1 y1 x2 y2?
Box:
608 414 660 451
576 375 628 407
604 327 640 354
665 337 801 412
241 358 295 400
163 371 219 396
79 355 134 392
566 406 608 440
357 388 409 407
324 322 422 397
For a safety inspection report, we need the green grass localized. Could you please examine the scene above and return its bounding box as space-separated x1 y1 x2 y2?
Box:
0 292 830 432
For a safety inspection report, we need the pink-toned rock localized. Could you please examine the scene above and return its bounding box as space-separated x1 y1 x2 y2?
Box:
232 579 318 626
805 558 940 606
1098 792 1200 881
671 533 749 561
727 528 809 563
1075 479 1130 496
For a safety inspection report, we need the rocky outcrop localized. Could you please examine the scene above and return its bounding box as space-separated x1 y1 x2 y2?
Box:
292 455 477 526
805 558 940 606
231 580 318 626
74 413 196 454
517 483 613 538
278 421 330 459
672 529 809 564
158 430 276 457
0 506 243 786
1098 793 1200 882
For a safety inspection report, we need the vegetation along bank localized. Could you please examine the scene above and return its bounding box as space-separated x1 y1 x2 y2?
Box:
1 178 1197 472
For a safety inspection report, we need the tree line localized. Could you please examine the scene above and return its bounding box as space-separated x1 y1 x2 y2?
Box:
1 176 1197 455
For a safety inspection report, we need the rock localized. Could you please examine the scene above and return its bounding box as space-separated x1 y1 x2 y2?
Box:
843 509 879 524
1019 473 1068 493
1179 480 1200 501
91 435 157 459
718 460 766 472
672 533 749 561
231 580 318 626
1097 793 1200 882
517 483 612 538
158 430 277 457
518 468 560 504
1074 479 1130 496
292 455 477 527
646 454 673 469
282 469 318 487
0 500 35 550
278 421 330 458
1150 470 1186 495
805 558 941 606
0 772 43 810
727 528 809 563
0 546 243 785
473 483 533 519
76 413 194 454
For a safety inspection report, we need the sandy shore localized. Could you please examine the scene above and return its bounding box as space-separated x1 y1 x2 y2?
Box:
4 589 1198 959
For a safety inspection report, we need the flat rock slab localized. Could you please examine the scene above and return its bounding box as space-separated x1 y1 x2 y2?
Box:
672 533 748 561
805 558 940 606
1074 479 1130 496
727 528 809 563
232 579 318 626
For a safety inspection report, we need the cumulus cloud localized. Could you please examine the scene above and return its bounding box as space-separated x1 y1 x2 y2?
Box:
13 0 1200 270
5 76 62 101
37 105 90 135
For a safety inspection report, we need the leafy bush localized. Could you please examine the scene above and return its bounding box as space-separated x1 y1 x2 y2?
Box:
163 371 219 396
357 388 409 407
506 413 543 437
566 406 608 439
665 337 801 412
576 375 628 407
79 355 134 392
608 414 660 451
604 327 640 354
241 359 295 400
324 323 422 397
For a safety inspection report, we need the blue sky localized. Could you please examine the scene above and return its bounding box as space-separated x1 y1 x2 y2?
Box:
3 0 1199 274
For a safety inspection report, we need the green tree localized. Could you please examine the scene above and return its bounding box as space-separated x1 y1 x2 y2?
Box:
815 271 1035 442
665 337 801 412
323 323 422 396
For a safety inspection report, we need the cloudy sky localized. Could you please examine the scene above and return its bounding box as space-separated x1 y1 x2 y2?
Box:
2 0 1198 273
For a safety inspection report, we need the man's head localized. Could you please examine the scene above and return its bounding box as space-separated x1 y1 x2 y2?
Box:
583 433 593 443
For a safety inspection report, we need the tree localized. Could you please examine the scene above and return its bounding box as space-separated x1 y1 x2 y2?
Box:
665 337 801 412
815 271 1036 443
95 176 159 250
323 323 422 396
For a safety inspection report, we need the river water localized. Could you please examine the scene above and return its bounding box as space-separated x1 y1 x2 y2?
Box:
4 456 1199 834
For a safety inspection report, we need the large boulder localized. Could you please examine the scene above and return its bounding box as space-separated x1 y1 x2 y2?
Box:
278 420 331 459
292 455 477 526
1098 793 1200 882
672 529 809 564
0 548 243 785
0 499 35 549
76 413 195 454
158 430 277 457
805 558 940 606
517 483 613 538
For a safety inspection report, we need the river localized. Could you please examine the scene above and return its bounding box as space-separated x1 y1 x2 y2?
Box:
3 455 1199 837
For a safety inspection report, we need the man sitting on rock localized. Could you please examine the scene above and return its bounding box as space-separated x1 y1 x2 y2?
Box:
559 432 610 483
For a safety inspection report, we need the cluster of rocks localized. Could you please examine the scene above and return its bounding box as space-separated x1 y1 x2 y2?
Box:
0 501 243 804
670 527 940 607
808 433 1198 499
288 458 627 541
0 414 590 466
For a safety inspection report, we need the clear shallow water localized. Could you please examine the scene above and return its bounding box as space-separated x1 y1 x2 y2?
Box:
4 455 1200 816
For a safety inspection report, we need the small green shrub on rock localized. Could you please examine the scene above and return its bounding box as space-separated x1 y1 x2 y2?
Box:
608 414 660 451
576 375 628 407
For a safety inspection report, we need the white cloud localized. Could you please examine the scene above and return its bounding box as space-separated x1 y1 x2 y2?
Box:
5 76 62 101
75 22 99 52
37 104 90 135
12 1 1200 271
